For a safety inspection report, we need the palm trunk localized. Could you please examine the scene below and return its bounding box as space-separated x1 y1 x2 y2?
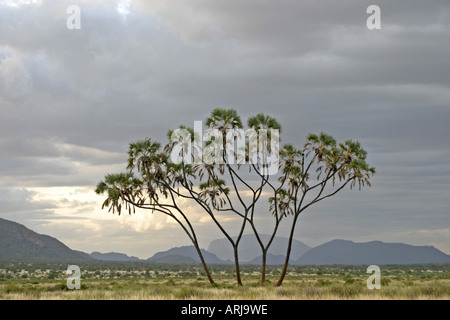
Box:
233 245 243 286
193 244 215 285
260 250 267 285
276 214 299 287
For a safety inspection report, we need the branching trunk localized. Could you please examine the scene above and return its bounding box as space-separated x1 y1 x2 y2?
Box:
233 245 243 286
193 243 215 285
123 197 215 285
276 213 299 287
260 250 267 285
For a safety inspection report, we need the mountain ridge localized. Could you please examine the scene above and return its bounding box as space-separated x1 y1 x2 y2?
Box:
1 217 449 265
147 245 232 264
89 251 141 261
0 217 92 262
207 234 311 262
296 239 450 265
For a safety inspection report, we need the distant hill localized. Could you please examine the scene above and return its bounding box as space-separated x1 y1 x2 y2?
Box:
90 251 141 262
207 234 311 262
245 253 286 265
74 250 93 260
0 218 91 262
296 239 450 265
147 246 231 264
149 254 199 264
3 217 448 266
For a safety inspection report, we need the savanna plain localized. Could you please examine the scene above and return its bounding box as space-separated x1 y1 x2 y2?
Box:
0 262 449 300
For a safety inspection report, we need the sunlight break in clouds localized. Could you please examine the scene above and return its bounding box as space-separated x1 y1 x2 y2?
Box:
27 186 204 234
29 186 103 219
1 0 42 8
117 0 131 18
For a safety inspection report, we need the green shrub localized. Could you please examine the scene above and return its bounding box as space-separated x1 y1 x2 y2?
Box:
4 284 21 293
403 280 414 286
381 277 391 286
317 279 332 286
47 273 56 279
344 278 355 285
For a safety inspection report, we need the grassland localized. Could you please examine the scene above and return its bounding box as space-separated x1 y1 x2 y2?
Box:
0 262 449 300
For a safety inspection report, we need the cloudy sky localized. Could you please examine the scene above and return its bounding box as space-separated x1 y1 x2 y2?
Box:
0 0 449 259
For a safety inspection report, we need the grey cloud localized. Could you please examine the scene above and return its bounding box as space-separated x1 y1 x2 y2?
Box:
0 136 66 158
0 187 55 212
0 157 74 177
0 0 448 254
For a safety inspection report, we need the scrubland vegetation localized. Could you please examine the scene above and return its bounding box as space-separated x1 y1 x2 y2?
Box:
0 262 448 300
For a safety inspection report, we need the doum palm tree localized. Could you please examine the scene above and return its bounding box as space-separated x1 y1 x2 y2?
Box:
96 138 215 284
246 113 283 284
95 108 375 288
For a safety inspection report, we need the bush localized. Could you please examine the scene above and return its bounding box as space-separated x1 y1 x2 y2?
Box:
403 280 414 286
47 273 56 279
344 278 355 285
58 281 88 291
317 279 332 286
3 284 21 293
381 277 391 286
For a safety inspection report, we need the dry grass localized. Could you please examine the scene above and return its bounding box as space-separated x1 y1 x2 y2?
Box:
1 263 449 300
1 277 449 300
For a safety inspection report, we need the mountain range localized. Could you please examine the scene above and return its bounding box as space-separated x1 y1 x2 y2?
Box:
0 218 90 261
147 246 231 264
89 251 141 262
207 234 311 263
1 217 450 265
296 239 450 265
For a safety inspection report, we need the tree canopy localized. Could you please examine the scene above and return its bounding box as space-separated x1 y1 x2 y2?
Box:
96 108 375 286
